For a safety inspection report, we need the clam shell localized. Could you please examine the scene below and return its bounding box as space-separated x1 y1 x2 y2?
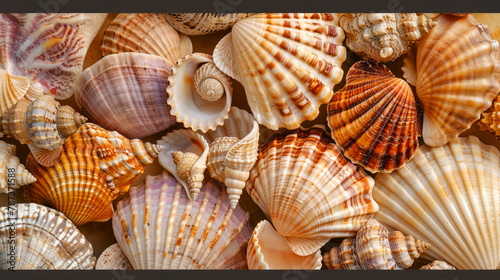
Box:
113 170 253 269
0 140 36 193
0 203 95 269
373 135 500 269
420 260 456 270
327 60 419 173
247 220 322 269
401 14 500 146
164 13 252 35
167 53 232 132
0 13 107 99
213 13 346 130
75 52 176 139
96 243 132 270
0 69 30 117
246 125 379 256
101 13 192 64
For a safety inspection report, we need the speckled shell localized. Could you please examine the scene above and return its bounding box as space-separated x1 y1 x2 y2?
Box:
341 13 435 62
373 136 500 269
247 220 322 269
420 260 456 270
327 60 419 173
213 13 346 130
96 243 132 270
101 13 192 64
167 53 232 132
164 13 252 35
246 125 379 256
75 52 176 139
113 171 253 269
479 95 500 137
0 140 36 193
0 203 95 269
401 14 500 146
323 219 430 270
0 13 107 99
0 69 29 117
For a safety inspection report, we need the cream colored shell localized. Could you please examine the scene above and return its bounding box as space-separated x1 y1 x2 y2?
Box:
0 69 30 117
0 140 36 193
420 260 456 270
96 243 132 270
164 13 251 35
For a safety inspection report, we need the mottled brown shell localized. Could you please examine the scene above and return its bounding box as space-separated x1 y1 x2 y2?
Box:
420 260 456 270
164 13 252 35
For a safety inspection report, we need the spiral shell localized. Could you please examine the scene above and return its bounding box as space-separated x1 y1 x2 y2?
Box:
164 13 252 35
0 140 36 193
207 136 240 182
194 62 228 102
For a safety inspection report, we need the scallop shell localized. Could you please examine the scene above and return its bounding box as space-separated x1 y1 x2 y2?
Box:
113 170 253 269
156 129 209 201
167 53 232 132
479 95 500 137
401 14 500 146
0 140 36 193
101 13 192 64
0 203 95 269
322 219 430 270
0 13 107 99
373 135 500 269
164 13 252 35
75 52 176 139
420 260 456 270
340 13 436 62
247 220 322 269
246 125 379 256
96 243 132 270
327 60 419 173
213 13 346 130
0 69 30 117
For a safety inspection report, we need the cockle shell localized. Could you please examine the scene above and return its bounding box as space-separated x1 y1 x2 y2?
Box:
322 219 430 270
247 220 322 269
0 203 95 269
479 95 500 137
327 60 419 173
246 125 379 256
157 128 209 201
203 107 260 209
0 69 29 117
101 13 192 64
213 13 346 130
373 136 500 269
96 243 132 270
0 13 107 99
164 13 252 35
0 140 36 193
167 53 232 132
420 260 456 270
340 13 436 62
113 171 253 269
401 14 500 146
75 52 176 139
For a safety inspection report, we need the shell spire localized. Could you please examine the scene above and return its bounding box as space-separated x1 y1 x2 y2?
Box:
172 150 202 200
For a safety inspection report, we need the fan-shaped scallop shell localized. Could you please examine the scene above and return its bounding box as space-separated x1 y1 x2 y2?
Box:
247 220 322 269
322 218 430 270
96 243 132 270
246 125 379 256
0 140 36 193
113 170 253 269
0 203 95 269
156 128 209 201
75 52 176 139
401 14 500 146
0 13 107 99
373 135 500 269
340 13 436 62
101 13 192 64
164 13 252 35
167 53 232 132
327 60 419 173
420 260 456 270
0 69 30 117
213 13 346 130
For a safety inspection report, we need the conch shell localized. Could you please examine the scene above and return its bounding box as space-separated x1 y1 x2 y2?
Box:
0 140 36 193
164 13 252 35
322 219 430 270
96 243 132 270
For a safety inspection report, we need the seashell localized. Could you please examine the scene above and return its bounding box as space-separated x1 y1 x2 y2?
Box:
322 219 430 270
24 81 44 101
75 52 176 139
0 69 30 117
113 170 253 269
247 220 322 269
194 62 227 102
340 13 436 62
101 13 192 64
0 140 36 193
373 135 500 269
96 243 132 270
163 13 252 35
172 151 200 183
401 14 500 146
327 60 419 173
0 13 107 99
167 53 232 132
479 95 500 137
0 203 95 269
420 260 456 270
203 107 260 209
213 13 346 130
246 125 379 256
157 128 209 201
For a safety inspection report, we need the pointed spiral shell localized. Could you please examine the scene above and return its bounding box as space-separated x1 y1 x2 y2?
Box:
207 136 240 183
172 151 202 197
